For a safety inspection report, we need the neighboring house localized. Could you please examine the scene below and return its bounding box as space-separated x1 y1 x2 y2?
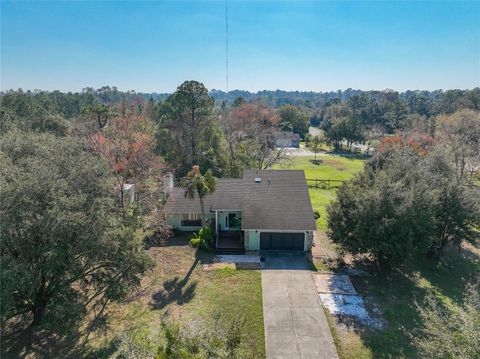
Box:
275 131 301 148
164 169 316 253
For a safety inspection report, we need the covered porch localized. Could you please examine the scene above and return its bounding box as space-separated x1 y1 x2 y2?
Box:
212 209 245 253
215 229 244 253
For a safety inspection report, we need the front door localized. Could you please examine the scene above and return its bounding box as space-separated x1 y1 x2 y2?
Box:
225 213 236 229
228 213 237 228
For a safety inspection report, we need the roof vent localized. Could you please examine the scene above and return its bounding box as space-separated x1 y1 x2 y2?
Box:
255 177 262 183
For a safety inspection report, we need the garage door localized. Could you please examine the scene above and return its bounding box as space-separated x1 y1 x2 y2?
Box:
260 232 305 251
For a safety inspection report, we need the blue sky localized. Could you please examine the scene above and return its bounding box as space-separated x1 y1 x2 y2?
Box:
1 1 479 92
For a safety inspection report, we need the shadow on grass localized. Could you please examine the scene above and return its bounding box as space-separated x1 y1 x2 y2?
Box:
341 246 480 358
310 159 323 165
151 275 198 310
326 149 371 160
1 235 215 359
150 245 214 310
83 341 117 359
1 322 97 359
144 231 194 249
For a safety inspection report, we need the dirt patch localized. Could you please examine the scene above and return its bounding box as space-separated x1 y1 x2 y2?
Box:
321 158 348 171
312 231 339 259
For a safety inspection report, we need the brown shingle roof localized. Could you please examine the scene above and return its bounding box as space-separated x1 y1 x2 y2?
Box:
163 178 243 214
164 170 316 231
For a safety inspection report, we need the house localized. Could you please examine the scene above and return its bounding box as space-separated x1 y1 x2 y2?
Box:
164 169 316 253
275 131 301 148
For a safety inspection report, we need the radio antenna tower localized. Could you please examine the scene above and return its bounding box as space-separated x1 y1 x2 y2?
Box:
225 0 229 99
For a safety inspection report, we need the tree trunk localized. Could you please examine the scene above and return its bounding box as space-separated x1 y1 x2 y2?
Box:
120 187 125 209
192 139 197 166
199 196 206 227
31 278 49 327
31 303 46 327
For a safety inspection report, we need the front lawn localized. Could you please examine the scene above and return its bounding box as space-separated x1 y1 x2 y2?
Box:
90 234 265 358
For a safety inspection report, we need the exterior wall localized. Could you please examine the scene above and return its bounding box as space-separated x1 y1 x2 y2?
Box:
216 210 242 231
275 137 300 148
304 231 314 251
245 230 260 250
244 229 312 251
167 213 214 231
167 212 313 252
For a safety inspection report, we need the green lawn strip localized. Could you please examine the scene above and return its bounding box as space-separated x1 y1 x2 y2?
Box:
308 187 336 231
324 310 373 359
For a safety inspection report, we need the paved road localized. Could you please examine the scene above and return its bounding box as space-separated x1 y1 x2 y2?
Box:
284 147 323 157
261 252 338 359
309 126 323 136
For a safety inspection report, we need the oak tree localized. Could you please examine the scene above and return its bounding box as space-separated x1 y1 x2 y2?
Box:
0 132 152 331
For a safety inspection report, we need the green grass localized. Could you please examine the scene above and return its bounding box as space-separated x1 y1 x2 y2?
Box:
325 310 373 359
17 235 265 358
276 155 365 230
183 267 265 358
281 155 365 179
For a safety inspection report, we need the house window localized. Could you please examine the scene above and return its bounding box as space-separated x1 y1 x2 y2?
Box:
181 213 202 226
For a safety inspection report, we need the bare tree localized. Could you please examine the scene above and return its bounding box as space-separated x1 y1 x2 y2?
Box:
436 109 480 180
221 102 287 174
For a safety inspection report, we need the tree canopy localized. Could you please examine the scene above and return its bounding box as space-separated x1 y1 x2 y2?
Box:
278 104 310 138
0 132 152 330
327 138 480 266
182 165 216 227
156 81 224 176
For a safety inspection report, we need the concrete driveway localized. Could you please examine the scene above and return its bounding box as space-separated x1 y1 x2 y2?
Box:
261 252 338 359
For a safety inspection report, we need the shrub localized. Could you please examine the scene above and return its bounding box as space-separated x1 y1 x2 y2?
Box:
113 316 247 359
229 217 242 229
313 211 320 220
189 226 214 250
189 237 202 248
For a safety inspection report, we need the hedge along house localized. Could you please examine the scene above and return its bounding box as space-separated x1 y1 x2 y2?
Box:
164 170 317 253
